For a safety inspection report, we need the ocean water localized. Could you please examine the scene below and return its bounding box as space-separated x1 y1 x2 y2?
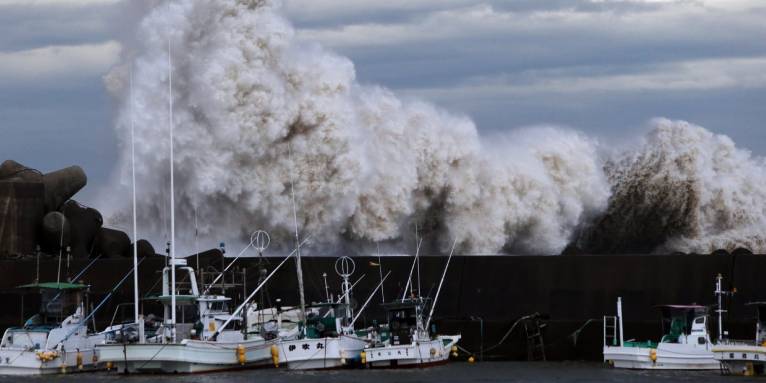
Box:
0 362 758 383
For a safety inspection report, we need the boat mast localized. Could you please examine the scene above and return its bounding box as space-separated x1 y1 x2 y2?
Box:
130 64 140 325
715 273 726 342
416 224 422 300
168 33 177 343
377 243 385 303
424 238 457 330
402 238 422 300
287 143 306 334
617 297 624 347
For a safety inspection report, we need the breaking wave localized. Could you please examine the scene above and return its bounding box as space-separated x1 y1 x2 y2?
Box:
571 119 766 254
100 0 766 255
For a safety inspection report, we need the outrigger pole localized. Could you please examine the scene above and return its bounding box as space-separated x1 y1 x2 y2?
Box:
424 238 458 330
334 274 367 304
211 236 311 340
44 254 104 312
402 238 423 300
58 257 147 344
350 271 392 328
202 231 267 296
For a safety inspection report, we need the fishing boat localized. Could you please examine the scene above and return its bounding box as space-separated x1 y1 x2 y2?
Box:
363 239 461 368
713 302 766 376
96 249 306 374
276 256 386 370
276 302 369 370
0 282 105 375
363 298 460 368
603 297 718 369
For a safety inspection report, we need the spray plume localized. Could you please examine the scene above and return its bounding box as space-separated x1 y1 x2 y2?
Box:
101 0 765 255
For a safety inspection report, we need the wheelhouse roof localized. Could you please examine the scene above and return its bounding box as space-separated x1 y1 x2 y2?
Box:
745 302 766 306
16 282 89 290
308 302 349 308
381 298 431 311
654 305 708 309
145 295 198 303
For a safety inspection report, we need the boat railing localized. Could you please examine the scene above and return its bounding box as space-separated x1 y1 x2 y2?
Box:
604 315 618 347
716 339 762 346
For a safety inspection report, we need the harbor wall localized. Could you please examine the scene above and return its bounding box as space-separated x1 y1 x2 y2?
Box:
0 253 761 361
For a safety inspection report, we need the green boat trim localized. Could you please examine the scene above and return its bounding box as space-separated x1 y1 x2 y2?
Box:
622 340 659 348
16 282 89 290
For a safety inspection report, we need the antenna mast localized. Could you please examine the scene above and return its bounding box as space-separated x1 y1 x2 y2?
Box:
130 64 140 325
287 143 306 334
168 33 177 343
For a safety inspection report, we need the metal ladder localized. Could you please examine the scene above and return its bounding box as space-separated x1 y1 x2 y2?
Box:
604 315 618 346
720 361 731 376
524 316 547 361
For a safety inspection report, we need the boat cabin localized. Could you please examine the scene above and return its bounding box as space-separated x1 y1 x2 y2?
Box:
380 298 430 346
1 282 89 351
657 305 711 346
305 302 353 338
144 260 243 343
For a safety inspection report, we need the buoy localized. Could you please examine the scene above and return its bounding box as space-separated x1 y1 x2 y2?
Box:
60 363 67 374
236 344 246 366
649 349 657 363
76 351 84 370
106 361 113 371
270 344 279 368
468 356 475 364
430 348 437 356
360 351 367 365
92 353 98 364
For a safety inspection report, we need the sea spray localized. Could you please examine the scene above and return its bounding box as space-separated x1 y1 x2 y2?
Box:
100 0 608 255
100 0 766 255
572 119 766 254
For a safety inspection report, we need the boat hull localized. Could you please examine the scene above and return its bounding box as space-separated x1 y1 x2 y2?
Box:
365 335 461 368
604 344 718 370
277 336 367 370
0 348 100 375
713 344 766 376
96 339 276 374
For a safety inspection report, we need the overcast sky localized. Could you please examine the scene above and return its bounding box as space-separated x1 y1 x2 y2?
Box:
1 0 764 205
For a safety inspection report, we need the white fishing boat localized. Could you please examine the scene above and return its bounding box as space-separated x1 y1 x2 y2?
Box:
603 297 718 370
0 282 105 375
713 302 766 376
276 302 369 370
276 256 387 370
364 298 460 368
363 239 461 368
96 255 301 374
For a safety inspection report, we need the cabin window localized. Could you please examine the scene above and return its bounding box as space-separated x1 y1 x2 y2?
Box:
697 337 705 345
694 317 704 324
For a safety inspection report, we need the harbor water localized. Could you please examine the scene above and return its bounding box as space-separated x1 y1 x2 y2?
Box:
0 362 760 383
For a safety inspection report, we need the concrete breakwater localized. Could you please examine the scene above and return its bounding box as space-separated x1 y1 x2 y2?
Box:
0 252 760 361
